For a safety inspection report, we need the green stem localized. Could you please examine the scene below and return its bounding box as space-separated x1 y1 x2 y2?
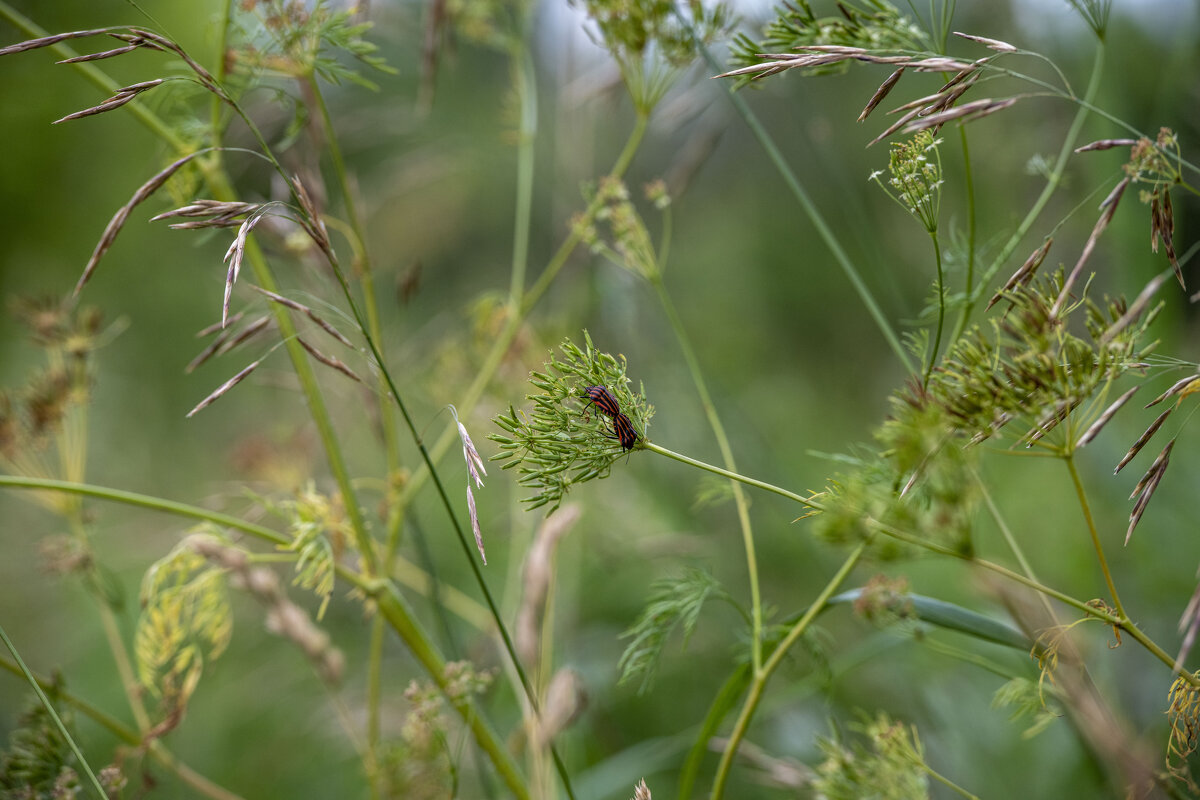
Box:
0 621 109 800
210 0 234 150
366 617 384 800
649 276 762 675
305 74 399 799
924 230 944 386
507 44 537 307
696 41 913 374
643 441 810 506
921 760 979 800
976 470 1061 626
0 475 288 544
374 587 530 800
953 42 1105 338
955 126 976 336
709 541 868 800
1064 455 1126 618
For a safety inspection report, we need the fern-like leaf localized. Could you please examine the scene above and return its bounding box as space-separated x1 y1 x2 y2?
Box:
618 568 731 694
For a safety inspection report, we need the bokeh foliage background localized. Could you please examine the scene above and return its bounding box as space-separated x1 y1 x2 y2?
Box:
1 0 1200 797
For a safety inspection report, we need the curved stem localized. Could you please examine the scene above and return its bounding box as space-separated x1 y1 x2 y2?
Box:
649 276 763 675
642 441 811 506
924 230 945 386
1064 455 1126 618
709 541 868 800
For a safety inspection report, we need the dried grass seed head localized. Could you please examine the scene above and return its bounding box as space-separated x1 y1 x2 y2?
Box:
726 1 926 83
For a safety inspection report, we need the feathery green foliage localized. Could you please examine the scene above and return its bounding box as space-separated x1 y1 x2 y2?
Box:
812 713 931 800
618 568 732 694
135 533 233 715
490 331 653 511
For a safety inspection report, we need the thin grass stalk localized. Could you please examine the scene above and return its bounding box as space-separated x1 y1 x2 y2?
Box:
952 43 1105 338
326 256 575 797
0 621 108 800
708 541 869 800
210 0 234 150
389 112 650 515
1065 454 1126 618
958 126 976 332
0 655 137 743
975 470 1059 623
925 230 945 386
693 39 914 374
649 277 763 675
305 75 401 799
507 44 537 308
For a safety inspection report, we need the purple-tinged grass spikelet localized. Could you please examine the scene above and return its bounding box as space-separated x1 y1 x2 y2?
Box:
76 150 208 297
1076 386 1139 448
187 357 264 418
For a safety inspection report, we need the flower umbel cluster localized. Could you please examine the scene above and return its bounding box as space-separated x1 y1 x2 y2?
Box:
491 332 652 511
871 130 942 233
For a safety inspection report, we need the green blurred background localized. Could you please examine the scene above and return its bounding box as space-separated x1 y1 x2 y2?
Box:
1 0 1200 797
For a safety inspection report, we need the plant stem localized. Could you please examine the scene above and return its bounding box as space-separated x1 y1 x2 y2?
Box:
694 41 914 374
649 276 763 674
642 441 811 506
924 230 945 386
0 621 108 800
709 541 868 800
953 41 1105 339
976 470 1061 624
304 73 400 800
1064 455 1126 618
956 126 976 333
922 761 979 800
210 0 234 150
374 587 530 800
507 44 537 307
